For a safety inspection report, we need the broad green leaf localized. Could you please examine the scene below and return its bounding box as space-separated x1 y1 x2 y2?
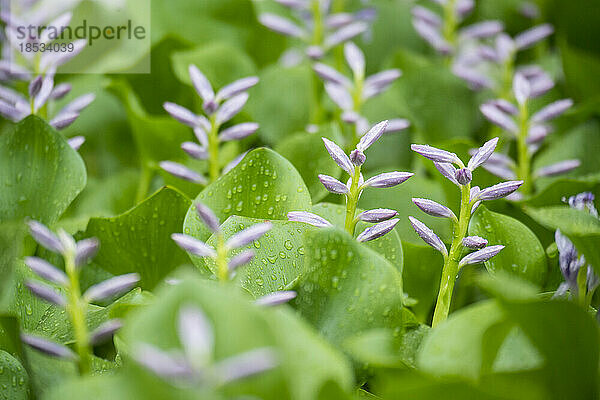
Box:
184 148 312 241
0 116 86 225
0 220 29 307
469 206 548 285
520 174 600 208
0 315 24 362
295 228 404 348
81 187 192 289
525 206 600 276
0 350 29 400
402 242 443 322
343 329 404 368
120 271 353 400
204 216 315 296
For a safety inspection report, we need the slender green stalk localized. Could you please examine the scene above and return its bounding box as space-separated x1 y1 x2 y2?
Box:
64 251 92 375
442 0 458 47
516 103 532 196
311 0 324 46
208 115 221 183
344 165 362 235
215 233 229 282
432 182 471 327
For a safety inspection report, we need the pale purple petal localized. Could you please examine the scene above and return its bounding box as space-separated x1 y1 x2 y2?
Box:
324 21 368 48
459 245 504 267
452 63 493 90
481 163 516 180
33 74 54 112
222 151 249 175
219 122 259 141
412 198 457 220
535 160 580 177
459 20 503 39
324 82 353 111
527 124 551 144
363 69 402 99
28 221 63 253
189 65 214 102
413 19 452 54
68 136 85 151
326 13 355 29
194 126 209 147
480 103 518 133
357 120 388 151
513 72 531 106
313 63 351 87
50 83 72 100
182 142 208 160
259 13 307 38
344 42 365 78
84 273 140 302
194 203 220 232
456 0 474 16
489 99 518 115
75 238 99 266
408 217 447 256
462 236 488 249
495 34 516 62
356 219 400 242
411 6 441 27
216 77 259 101
164 102 201 128
216 93 249 125
514 24 554 50
134 344 193 379
287 211 332 228
477 181 524 201
160 161 207 184
50 112 79 130
467 137 499 171
318 174 349 194
385 119 410 133
39 40 86 72
322 137 353 174
60 93 95 114
434 162 459 185
24 257 68 285
178 305 213 362
358 209 398 223
255 291 297 306
411 144 460 164
25 280 66 306
228 250 255 271
171 233 216 257
226 222 272 249
363 171 413 188
29 76 43 98
21 334 76 360
90 319 123 345
531 99 573 123
215 348 278 384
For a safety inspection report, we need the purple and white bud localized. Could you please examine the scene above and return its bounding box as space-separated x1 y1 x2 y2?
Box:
480 103 518 134
195 203 221 233
33 74 54 113
458 245 505 267
25 280 66 306
84 273 140 302
75 238 99 267
163 102 200 128
274 0 306 9
470 186 481 202
481 163 516 180
356 120 388 151
490 99 519 115
134 344 193 379
50 83 72 100
60 93 96 114
467 137 499 171
324 21 368 48
216 93 249 125
385 119 410 133
408 217 448 256
358 209 398 223
412 198 457 220
462 236 488 249
413 19 452 55
452 63 493 90
181 142 208 160
514 24 554 50
0 100 24 122
189 65 214 102
535 159 580 177
322 137 353 174
356 219 400 242
318 174 349 194
215 347 279 384
527 124 551 144
172 234 216 258
411 144 460 164
28 221 63 254
50 112 79 130
29 76 43 98
306 45 325 60
226 222 272 249
459 20 503 40
255 291 297 306
21 334 77 360
324 82 353 111
228 250 255 271
476 181 524 201
363 69 402 99
178 305 213 362
216 77 259 101
495 34 516 62
531 99 573 123
513 73 531 106
363 171 413 188
350 149 366 166
520 2 540 19
67 136 85 151
259 13 307 38
287 212 332 228
455 168 473 185
434 162 459 186
326 13 355 29
313 63 351 87
160 161 207 184
219 122 259 142
194 126 209 147
24 257 68 285
90 319 123 346
456 0 475 16
344 42 365 78
411 6 441 27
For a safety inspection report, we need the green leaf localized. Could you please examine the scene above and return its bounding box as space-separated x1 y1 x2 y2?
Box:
81 187 192 289
295 228 404 348
0 350 30 400
343 329 404 368
183 148 311 241
525 206 600 276
0 116 86 225
469 206 548 285
402 242 443 322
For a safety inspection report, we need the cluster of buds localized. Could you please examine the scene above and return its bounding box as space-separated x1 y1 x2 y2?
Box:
259 0 374 62
161 65 259 184
554 192 600 305
172 203 272 282
288 120 413 242
314 41 410 147
21 221 139 375
480 72 577 196
409 138 522 326
134 304 278 386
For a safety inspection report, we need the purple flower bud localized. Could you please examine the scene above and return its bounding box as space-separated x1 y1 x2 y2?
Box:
480 103 518 133
203 99 219 115
470 186 481 202
84 273 140 302
306 45 325 60
411 6 441 27
24 257 68 285
216 93 249 125
90 319 123 346
50 83 72 100
67 136 85 151
411 144 460 164
194 126 209 147
363 171 413 188
228 250 255 271
260 13 307 38
531 99 573 123
324 82 353 111
452 63 494 90
75 238 99 267
0 100 24 122
21 334 77 360
459 20 503 39
324 21 368 48
496 34 517 60
255 291 297 306
171 233 216 257
357 120 388 151
288 211 332 228
467 137 499 171
462 236 488 249
195 203 221 233
408 217 448 256
527 124 551 144
318 174 349 194
219 122 259 142
274 0 306 9
163 102 200 128
181 142 208 160
25 280 66 306
160 161 207 184
413 19 452 55
385 119 410 133
514 24 554 50
33 74 54 113
326 12 355 29
216 77 259 101
455 168 473 185
520 2 540 19
313 63 351 87
322 137 353 175
490 99 519 115
178 305 213 362
513 72 531 106
535 159 580 177
363 69 402 99
350 149 366 166
459 245 505 267
50 112 79 130
344 42 365 78
412 198 457 220
29 76 43 98
215 347 279 384
456 0 475 16
61 93 95 114
481 163 516 180
358 209 398 223
28 221 63 254
189 65 214 102
356 219 400 242
434 162 459 186
477 181 524 201
134 344 193 379
226 222 272 249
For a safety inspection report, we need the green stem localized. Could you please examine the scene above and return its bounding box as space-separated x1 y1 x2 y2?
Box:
442 0 457 47
432 183 471 327
208 115 220 183
216 234 229 282
65 252 92 375
344 165 361 235
516 103 532 196
311 0 323 46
